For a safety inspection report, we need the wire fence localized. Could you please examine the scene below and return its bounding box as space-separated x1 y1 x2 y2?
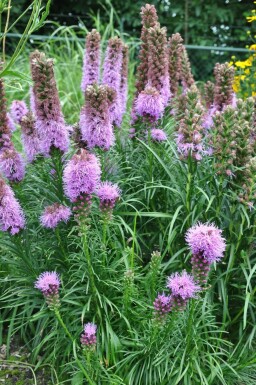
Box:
4 33 252 81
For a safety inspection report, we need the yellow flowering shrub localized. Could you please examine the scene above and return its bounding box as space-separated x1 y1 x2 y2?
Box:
229 3 256 97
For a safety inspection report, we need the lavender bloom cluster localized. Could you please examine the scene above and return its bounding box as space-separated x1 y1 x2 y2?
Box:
0 176 25 235
35 271 61 308
30 50 69 156
40 203 72 229
81 29 101 92
80 323 97 348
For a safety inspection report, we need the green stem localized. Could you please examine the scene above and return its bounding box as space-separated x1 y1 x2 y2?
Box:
130 214 137 270
55 227 68 263
102 218 108 267
81 225 97 304
186 299 195 353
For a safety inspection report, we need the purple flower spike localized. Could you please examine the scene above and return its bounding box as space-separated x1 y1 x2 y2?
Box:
20 112 40 163
81 29 101 92
153 293 172 321
185 222 226 264
10 100 28 124
167 271 200 310
35 271 60 308
40 203 72 229
63 149 101 202
80 84 116 150
135 87 164 121
7 113 16 132
0 147 25 182
96 181 120 215
151 129 167 142
0 176 25 235
102 37 123 126
30 50 70 156
81 322 97 348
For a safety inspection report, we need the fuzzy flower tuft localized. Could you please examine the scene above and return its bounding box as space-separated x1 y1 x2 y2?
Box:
0 176 25 235
97 181 120 214
81 29 101 92
151 129 167 142
63 149 101 202
35 271 60 308
0 147 25 182
185 222 226 264
153 293 172 317
40 203 72 229
80 322 97 347
135 87 164 121
10 100 28 124
167 271 200 300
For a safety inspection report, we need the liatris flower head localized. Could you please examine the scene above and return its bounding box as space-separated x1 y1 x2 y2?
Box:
0 147 25 182
135 4 159 95
148 26 170 106
80 84 116 150
0 176 25 235
81 322 97 348
102 37 123 126
0 78 12 150
81 29 101 92
135 86 164 121
40 203 72 229
213 62 235 111
153 293 172 320
120 44 129 116
96 181 120 215
167 271 200 310
35 271 60 308
10 100 28 124
7 113 16 132
186 222 226 264
180 45 195 91
63 149 101 202
151 128 167 142
204 81 215 109
30 50 69 155
20 112 40 162
168 33 183 96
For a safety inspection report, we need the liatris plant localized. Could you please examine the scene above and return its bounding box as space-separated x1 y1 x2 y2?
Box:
168 33 183 97
180 45 195 92
35 271 60 309
80 84 116 150
0 147 25 182
135 4 159 96
166 271 200 310
150 128 167 142
0 176 25 235
186 223 226 284
81 323 97 350
123 269 135 314
135 86 164 122
102 37 123 127
81 29 101 93
153 293 172 321
148 26 170 106
120 44 129 117
30 50 69 155
176 85 205 161
40 203 72 229
204 81 215 109
0 78 12 150
20 112 40 163
96 181 120 217
63 149 101 223
213 62 235 111
10 100 28 124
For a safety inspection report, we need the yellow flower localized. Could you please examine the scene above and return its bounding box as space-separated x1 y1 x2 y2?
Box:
245 68 250 75
250 44 256 50
252 91 256 96
235 59 251 68
247 15 256 22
